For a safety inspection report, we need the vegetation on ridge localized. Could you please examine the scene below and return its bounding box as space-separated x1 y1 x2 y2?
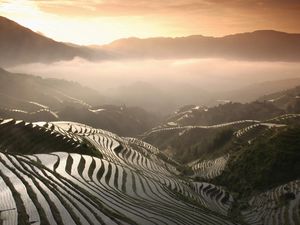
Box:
214 126 300 196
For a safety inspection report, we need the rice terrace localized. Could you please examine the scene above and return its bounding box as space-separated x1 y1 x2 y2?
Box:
0 1 300 224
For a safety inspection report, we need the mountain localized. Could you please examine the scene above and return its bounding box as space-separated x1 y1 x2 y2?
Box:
2 16 300 65
100 30 300 61
0 68 159 136
0 16 108 66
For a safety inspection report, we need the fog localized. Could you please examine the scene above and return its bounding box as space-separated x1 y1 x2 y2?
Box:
8 58 300 113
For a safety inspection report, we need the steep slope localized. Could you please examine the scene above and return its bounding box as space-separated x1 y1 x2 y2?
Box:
213 125 300 225
0 118 299 225
100 30 300 62
0 118 238 225
215 126 300 194
241 180 300 225
0 16 106 66
140 113 300 225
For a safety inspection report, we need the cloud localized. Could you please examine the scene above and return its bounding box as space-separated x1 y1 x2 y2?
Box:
5 57 300 113
8 57 300 93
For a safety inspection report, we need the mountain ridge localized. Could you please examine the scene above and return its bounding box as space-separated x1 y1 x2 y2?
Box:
100 29 300 62
1 16 300 65
0 16 108 66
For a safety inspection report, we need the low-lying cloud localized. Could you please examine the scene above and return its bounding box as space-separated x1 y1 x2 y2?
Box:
9 57 300 90
7 57 300 113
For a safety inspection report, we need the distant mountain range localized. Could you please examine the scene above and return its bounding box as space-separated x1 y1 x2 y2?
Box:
0 16 108 66
100 30 300 62
1 16 300 67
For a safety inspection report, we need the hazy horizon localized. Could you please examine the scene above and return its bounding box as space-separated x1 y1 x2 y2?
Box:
1 11 300 113
1 0 300 45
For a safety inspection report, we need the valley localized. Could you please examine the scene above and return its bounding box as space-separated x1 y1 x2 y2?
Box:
0 72 299 224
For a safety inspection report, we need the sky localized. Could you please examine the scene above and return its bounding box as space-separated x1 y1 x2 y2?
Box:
0 0 300 45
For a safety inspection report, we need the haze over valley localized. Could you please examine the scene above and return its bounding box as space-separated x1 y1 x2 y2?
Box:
2 16 300 113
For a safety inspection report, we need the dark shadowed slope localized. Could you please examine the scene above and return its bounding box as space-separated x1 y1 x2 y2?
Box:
0 16 108 66
0 68 159 136
0 67 106 110
100 30 300 61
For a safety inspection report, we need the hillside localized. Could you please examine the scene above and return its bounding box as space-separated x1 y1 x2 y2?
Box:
258 85 300 113
0 118 299 225
0 119 238 225
0 67 108 115
0 16 107 66
162 102 283 127
215 126 300 194
140 101 297 164
58 105 160 136
0 68 159 136
142 112 300 225
100 30 300 62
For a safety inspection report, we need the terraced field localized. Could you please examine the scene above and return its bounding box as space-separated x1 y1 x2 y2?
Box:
242 180 300 225
0 118 299 225
184 116 296 179
142 120 261 137
141 116 291 167
0 118 238 225
190 154 230 180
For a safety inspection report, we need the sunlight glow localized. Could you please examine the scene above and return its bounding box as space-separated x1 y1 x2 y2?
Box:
0 0 172 45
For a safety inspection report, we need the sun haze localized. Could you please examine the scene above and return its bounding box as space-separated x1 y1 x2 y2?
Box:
0 0 300 45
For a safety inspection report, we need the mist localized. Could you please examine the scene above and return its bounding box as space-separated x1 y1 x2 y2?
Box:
8 58 300 113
